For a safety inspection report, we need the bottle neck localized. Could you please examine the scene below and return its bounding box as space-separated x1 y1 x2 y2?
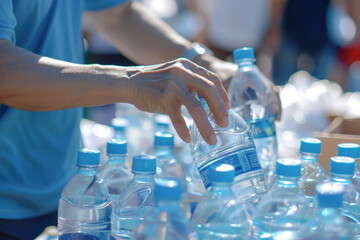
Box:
107 154 127 164
154 146 173 155
210 182 234 195
277 175 299 188
132 172 155 182
331 173 353 185
157 199 182 208
114 129 126 140
235 59 255 68
301 153 319 162
318 208 342 218
78 166 98 176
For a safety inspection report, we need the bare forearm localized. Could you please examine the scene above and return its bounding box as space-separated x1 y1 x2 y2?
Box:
0 40 132 111
87 1 192 65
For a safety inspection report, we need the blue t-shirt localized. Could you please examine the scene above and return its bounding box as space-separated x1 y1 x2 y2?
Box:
0 0 127 219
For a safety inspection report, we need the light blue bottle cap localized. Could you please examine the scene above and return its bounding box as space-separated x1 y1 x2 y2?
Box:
132 155 156 173
154 132 174 147
154 114 170 128
210 164 235 183
155 178 182 201
233 47 255 62
316 182 344 208
111 117 128 131
338 143 360 159
330 156 355 175
77 148 100 167
107 139 127 155
276 158 302 177
300 138 322 154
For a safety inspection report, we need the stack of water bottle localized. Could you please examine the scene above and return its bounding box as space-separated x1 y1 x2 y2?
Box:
57 47 360 239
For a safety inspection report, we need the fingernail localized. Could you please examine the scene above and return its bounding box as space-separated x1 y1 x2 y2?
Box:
222 116 229 127
184 135 191 143
209 133 217 145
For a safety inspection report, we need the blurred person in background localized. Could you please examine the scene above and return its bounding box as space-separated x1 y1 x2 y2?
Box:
194 0 279 78
0 0 280 239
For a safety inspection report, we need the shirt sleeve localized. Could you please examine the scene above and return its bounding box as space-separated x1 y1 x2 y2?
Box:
0 0 16 43
84 0 128 12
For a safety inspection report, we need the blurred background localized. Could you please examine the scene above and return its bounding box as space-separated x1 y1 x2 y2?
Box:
80 0 360 158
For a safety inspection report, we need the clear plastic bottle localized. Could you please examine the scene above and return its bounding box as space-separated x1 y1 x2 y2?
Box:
190 96 266 219
135 178 190 240
253 158 311 240
111 155 156 240
153 114 171 133
99 139 133 203
147 132 183 180
191 164 251 240
297 138 329 209
111 117 129 141
330 156 360 237
338 143 360 190
228 47 278 186
300 182 353 240
58 149 113 240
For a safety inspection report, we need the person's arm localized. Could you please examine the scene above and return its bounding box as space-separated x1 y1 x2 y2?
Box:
0 39 229 144
85 1 282 120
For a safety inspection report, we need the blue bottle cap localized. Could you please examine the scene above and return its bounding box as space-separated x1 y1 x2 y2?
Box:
77 148 100 167
316 182 345 208
330 156 355 175
111 117 128 131
210 164 235 183
154 114 170 128
276 158 302 177
300 138 322 154
107 139 127 155
338 143 360 159
154 132 174 147
155 178 182 201
132 155 156 173
233 47 255 62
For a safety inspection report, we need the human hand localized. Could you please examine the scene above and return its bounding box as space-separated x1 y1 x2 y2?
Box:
127 58 230 145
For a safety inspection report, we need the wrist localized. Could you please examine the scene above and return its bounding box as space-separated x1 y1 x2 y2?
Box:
182 42 214 66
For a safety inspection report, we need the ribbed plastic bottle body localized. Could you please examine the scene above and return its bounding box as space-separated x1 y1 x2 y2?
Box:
190 102 266 218
58 167 113 240
228 60 277 186
331 173 360 237
298 153 329 207
253 175 310 240
111 174 156 240
191 183 251 240
135 200 190 240
99 154 133 202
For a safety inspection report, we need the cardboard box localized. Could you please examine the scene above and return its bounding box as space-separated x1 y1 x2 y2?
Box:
315 116 360 173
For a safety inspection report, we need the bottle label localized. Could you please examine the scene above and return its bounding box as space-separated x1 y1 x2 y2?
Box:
199 146 261 189
247 116 276 139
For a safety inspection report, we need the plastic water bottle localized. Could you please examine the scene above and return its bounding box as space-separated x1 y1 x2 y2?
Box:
58 149 113 240
297 138 329 209
330 156 360 237
135 178 190 240
111 155 156 240
111 117 129 140
153 114 171 133
338 143 360 190
228 47 278 186
253 158 311 240
300 182 353 240
99 139 133 202
191 164 251 240
190 95 266 218
147 132 183 180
